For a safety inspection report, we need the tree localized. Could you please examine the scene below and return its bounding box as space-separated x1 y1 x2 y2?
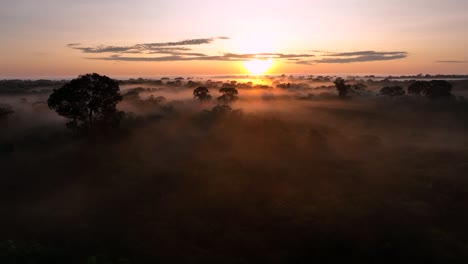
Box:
148 95 167 104
333 78 367 98
0 105 14 119
379 86 405 97
193 86 211 102
423 80 453 99
211 104 232 115
334 78 349 98
47 73 123 131
407 81 429 96
407 80 453 99
218 87 238 104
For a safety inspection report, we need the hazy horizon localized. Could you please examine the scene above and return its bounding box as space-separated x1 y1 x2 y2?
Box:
2 72 468 81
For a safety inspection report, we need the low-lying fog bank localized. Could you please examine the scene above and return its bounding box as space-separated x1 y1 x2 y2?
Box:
1 75 468 263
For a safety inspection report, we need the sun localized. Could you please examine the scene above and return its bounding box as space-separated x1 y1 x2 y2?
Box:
244 58 273 75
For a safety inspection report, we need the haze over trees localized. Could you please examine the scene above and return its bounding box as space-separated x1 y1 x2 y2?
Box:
2 74 468 263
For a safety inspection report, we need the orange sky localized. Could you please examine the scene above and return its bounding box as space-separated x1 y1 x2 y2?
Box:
1 0 467 78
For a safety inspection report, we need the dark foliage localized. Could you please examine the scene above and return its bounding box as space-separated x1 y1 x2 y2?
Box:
408 80 453 99
334 78 367 98
380 86 406 97
423 80 453 99
0 105 14 118
218 86 238 104
408 81 430 96
47 73 123 132
211 104 232 115
0 79 66 94
334 77 349 98
2 76 468 263
193 86 212 102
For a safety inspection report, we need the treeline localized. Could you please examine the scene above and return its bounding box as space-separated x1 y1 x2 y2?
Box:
0 80 67 94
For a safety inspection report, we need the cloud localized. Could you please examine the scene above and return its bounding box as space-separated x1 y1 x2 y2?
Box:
88 53 314 62
294 60 315 65
137 37 217 48
436 60 468 63
67 37 227 54
73 45 136 53
327 51 406 57
69 38 407 65
68 37 316 63
222 53 315 60
315 51 408 64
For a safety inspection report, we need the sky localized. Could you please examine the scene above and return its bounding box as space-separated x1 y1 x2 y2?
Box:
0 0 467 78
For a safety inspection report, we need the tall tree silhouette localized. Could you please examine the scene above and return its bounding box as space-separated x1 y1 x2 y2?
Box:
47 73 123 131
333 78 366 98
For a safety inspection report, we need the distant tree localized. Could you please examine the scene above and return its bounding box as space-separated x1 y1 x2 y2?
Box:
407 80 453 99
423 80 453 99
334 78 349 98
333 78 366 98
148 95 167 104
407 81 430 95
379 86 405 97
193 86 212 102
353 82 367 91
211 104 232 115
0 105 14 118
47 73 123 131
218 87 238 104
186 80 201 88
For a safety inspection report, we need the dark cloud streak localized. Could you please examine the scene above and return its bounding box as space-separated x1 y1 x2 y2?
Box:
68 37 227 54
315 51 408 64
68 38 407 65
327 51 406 57
436 60 468 63
89 55 244 62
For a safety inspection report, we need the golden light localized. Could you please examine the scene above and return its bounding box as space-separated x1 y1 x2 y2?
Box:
243 58 274 75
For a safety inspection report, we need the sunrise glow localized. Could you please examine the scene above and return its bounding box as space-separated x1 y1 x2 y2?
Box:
243 58 274 75
1 0 466 78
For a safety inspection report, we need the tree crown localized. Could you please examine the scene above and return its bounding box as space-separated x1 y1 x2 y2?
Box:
47 73 122 130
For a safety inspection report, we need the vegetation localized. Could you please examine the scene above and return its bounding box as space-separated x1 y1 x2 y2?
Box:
0 105 14 118
193 86 211 102
423 80 453 98
2 74 468 263
47 73 123 132
218 85 238 104
380 86 405 97
0 79 66 94
333 77 367 98
407 80 453 98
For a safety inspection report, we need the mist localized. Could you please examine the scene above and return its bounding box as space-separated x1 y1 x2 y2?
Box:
1 75 468 263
